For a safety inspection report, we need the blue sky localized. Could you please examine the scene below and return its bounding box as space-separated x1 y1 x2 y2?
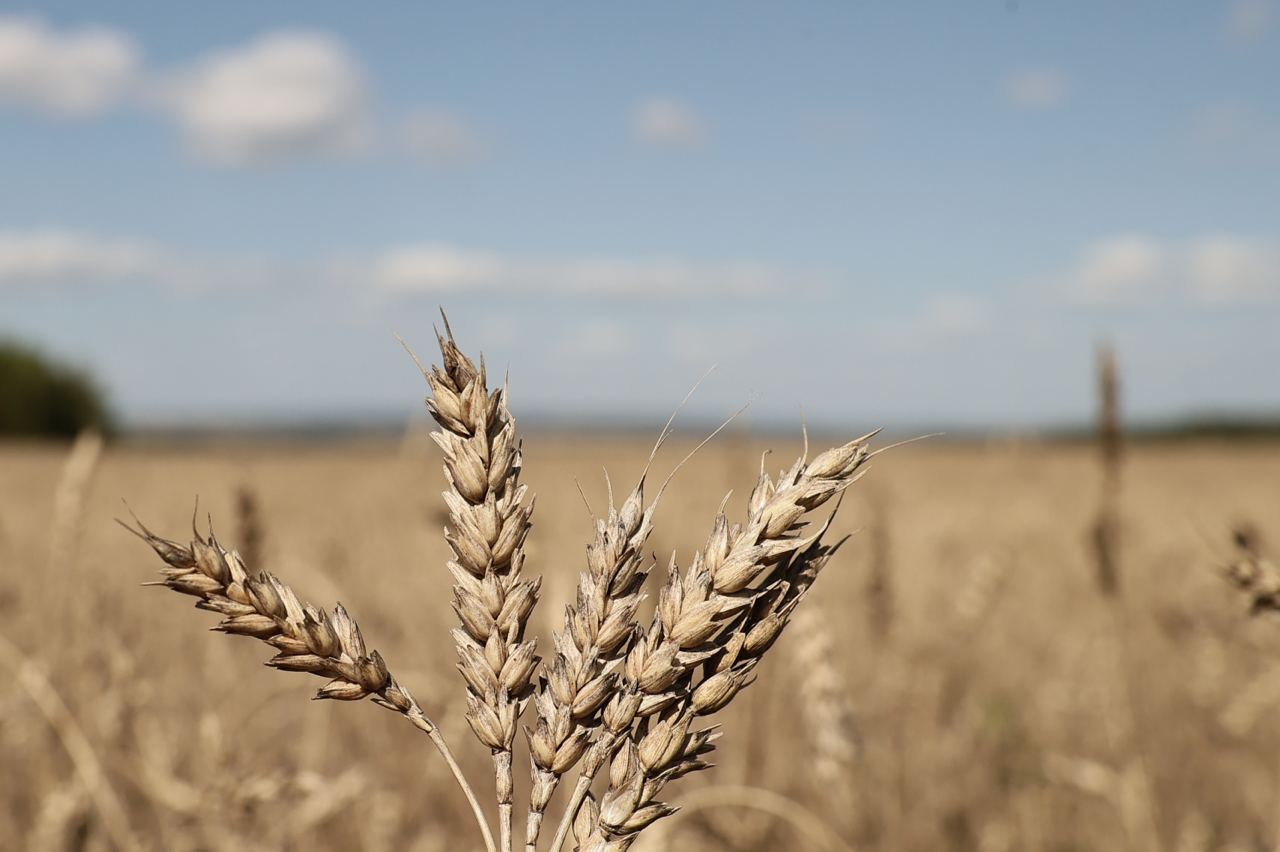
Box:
1 1 1278 430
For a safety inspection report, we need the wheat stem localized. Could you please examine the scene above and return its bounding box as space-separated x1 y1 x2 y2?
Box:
407 713 499 852
406 316 540 852
0 632 143 852
637 784 856 852
496 750 514 852
549 769 602 852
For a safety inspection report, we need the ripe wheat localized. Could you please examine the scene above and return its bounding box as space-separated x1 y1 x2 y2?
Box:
127 318 877 852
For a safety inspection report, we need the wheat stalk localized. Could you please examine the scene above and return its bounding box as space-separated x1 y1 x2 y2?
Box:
788 605 859 810
523 473 657 852
0 631 141 852
234 482 265 570
122 515 498 852
1092 342 1122 596
125 317 878 852
47 428 103 573
406 316 540 852
865 493 893 642
571 434 876 849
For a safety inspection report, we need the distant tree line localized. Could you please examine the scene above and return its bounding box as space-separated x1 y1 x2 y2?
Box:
0 340 115 437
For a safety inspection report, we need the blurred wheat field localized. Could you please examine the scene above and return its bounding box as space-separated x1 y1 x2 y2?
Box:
5 433 1280 851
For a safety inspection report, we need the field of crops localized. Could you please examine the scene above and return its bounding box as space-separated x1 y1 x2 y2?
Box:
4 430 1280 851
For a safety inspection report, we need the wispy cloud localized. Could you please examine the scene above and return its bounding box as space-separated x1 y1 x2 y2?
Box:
0 229 283 291
0 15 139 115
1225 0 1273 46
1047 233 1280 305
1003 69 1069 110
0 229 823 302
0 230 158 284
370 244 812 299
1188 236 1280 303
400 109 485 166
153 31 369 166
630 97 707 148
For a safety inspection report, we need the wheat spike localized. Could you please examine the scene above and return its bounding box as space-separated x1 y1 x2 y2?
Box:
575 432 876 848
410 315 540 852
524 473 657 852
124 516 498 852
788 605 859 810
1092 342 1122 596
47 429 103 573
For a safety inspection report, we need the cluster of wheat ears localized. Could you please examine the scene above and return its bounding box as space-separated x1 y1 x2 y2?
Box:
122 319 878 852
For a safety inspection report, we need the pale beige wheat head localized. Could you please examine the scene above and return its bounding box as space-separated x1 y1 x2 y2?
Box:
408 317 541 852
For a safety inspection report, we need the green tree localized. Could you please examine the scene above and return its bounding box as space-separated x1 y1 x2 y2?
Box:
0 340 115 437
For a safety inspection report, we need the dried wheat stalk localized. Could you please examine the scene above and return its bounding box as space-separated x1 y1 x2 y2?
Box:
1092 342 1122 596
123 517 498 852
128 318 877 852
1224 525 1280 613
408 318 540 852
47 428 103 572
571 435 875 850
234 483 265 570
789 605 859 804
524 475 656 852
865 493 893 642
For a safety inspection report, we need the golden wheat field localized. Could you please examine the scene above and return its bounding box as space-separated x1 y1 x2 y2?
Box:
4 431 1280 851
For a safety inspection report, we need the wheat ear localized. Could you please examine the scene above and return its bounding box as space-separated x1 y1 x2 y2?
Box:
124 516 497 852
575 433 876 849
47 428 104 572
1225 527 1280 613
789 604 859 804
525 475 657 851
409 316 540 852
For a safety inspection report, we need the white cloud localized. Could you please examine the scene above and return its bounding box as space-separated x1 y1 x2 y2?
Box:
1188 236 1280 303
0 230 820 301
1050 233 1280 305
371 244 811 300
1073 236 1167 303
376 246 506 292
0 16 139 115
631 97 706 148
156 31 368 165
1003 69 1069 110
401 109 485 166
0 230 160 284
0 229 286 291
1226 0 1273 46
870 294 991 351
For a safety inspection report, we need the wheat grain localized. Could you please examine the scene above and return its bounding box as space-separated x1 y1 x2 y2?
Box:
524 474 655 852
123 516 498 852
408 316 540 852
575 434 876 848
119 318 885 852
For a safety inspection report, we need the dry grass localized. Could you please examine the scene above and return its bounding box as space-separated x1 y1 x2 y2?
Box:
5 340 1280 849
